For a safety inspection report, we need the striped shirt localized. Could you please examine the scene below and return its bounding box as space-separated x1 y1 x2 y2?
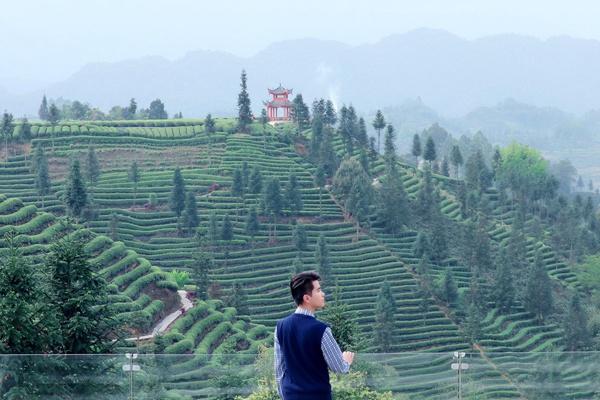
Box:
274 307 350 399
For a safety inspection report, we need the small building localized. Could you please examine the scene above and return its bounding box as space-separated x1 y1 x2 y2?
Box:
264 84 293 122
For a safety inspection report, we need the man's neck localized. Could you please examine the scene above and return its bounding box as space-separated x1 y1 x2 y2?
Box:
295 305 316 316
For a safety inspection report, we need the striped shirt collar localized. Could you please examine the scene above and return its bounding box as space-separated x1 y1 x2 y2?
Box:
295 306 315 318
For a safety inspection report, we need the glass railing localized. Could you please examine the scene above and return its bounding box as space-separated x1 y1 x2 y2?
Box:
1 352 600 399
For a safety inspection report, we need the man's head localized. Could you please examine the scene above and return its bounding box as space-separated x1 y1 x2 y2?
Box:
290 271 325 311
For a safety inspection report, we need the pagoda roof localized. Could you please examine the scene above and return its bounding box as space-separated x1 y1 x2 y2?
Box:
268 84 293 95
264 99 293 107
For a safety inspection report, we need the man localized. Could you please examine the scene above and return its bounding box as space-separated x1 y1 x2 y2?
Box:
274 271 355 400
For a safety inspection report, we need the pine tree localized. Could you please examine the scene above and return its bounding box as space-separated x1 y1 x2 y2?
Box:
291 94 310 133
450 145 463 179
465 150 491 192
524 248 553 322
241 161 250 192
1 112 14 160
205 113 216 166
191 250 213 301
563 294 590 350
245 206 260 247
416 166 435 217
324 100 337 126
285 173 303 214
423 136 437 167
492 246 515 314
64 158 88 219
34 146 51 208
237 69 253 132
249 166 263 194
412 134 422 166
182 191 199 235
292 223 307 251
128 161 140 207
108 212 119 241
48 103 60 152
332 157 371 216
19 117 32 142
357 117 368 148
383 124 397 173
127 98 137 119
441 157 449 177
321 285 363 351
221 214 233 242
440 269 457 305
315 234 332 284
263 178 283 241
377 165 408 234
375 281 396 352
314 166 326 221
372 110 386 154
310 114 324 160
292 253 304 275
225 283 249 315
319 126 338 177
413 232 431 259
148 99 168 119
169 167 186 217
232 167 244 197
208 212 219 246
85 146 101 201
430 212 448 264
45 234 118 353
0 232 57 354
39 95 49 120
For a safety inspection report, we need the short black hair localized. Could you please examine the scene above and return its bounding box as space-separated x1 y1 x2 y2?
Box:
290 271 320 306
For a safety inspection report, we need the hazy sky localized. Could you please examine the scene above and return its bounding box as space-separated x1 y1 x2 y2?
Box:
2 0 599 92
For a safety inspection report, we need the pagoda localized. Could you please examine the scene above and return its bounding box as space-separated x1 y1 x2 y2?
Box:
264 84 293 122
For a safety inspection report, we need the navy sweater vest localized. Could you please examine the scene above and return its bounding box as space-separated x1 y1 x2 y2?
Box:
276 313 331 400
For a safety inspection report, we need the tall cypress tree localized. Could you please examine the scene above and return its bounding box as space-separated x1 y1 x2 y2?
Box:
450 145 463 179
208 212 219 247
225 283 249 315
412 134 422 166
563 294 590 350
237 69 252 133
65 158 88 219
357 117 368 148
1 112 14 160
169 167 186 217
375 281 396 352
221 214 233 242
182 191 199 235
128 161 140 207
292 223 307 252
423 136 437 167
191 250 212 301
232 167 244 197
383 124 397 173
205 113 216 166
263 178 283 241
245 206 260 247
315 234 332 284
39 95 49 121
285 173 303 214
377 165 408 234
492 246 515 314
413 232 431 259
524 248 553 322
372 110 386 154
34 146 51 208
310 114 324 159
291 94 310 133
440 269 457 305
249 166 263 194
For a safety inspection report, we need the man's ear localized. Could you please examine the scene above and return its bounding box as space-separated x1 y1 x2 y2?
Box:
303 293 311 304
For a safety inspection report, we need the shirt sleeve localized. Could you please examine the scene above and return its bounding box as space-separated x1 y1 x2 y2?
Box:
274 326 285 399
321 327 350 374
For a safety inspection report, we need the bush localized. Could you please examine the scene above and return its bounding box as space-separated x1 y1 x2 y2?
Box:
168 269 190 289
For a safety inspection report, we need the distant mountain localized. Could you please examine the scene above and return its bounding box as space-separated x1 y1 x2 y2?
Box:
4 29 600 117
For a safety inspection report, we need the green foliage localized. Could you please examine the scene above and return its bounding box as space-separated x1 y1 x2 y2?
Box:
169 167 186 217
291 94 310 132
524 248 553 322
439 270 457 305
190 250 213 300
423 136 437 165
34 146 51 205
412 134 422 165
182 191 199 235
249 166 263 194
221 214 233 242
204 113 216 134
292 223 307 251
168 269 190 289
492 246 515 314
377 166 408 233
225 283 249 315
563 294 590 350
237 70 253 132
232 167 244 197
332 157 371 217
315 234 332 285
450 145 463 178
245 206 260 240
128 160 141 206
85 146 101 187
321 285 364 351
383 124 397 172
496 142 556 204
263 178 282 217
148 98 168 119
284 173 303 214
375 281 396 352
64 158 88 219
465 149 492 192
372 110 386 153
39 95 49 121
